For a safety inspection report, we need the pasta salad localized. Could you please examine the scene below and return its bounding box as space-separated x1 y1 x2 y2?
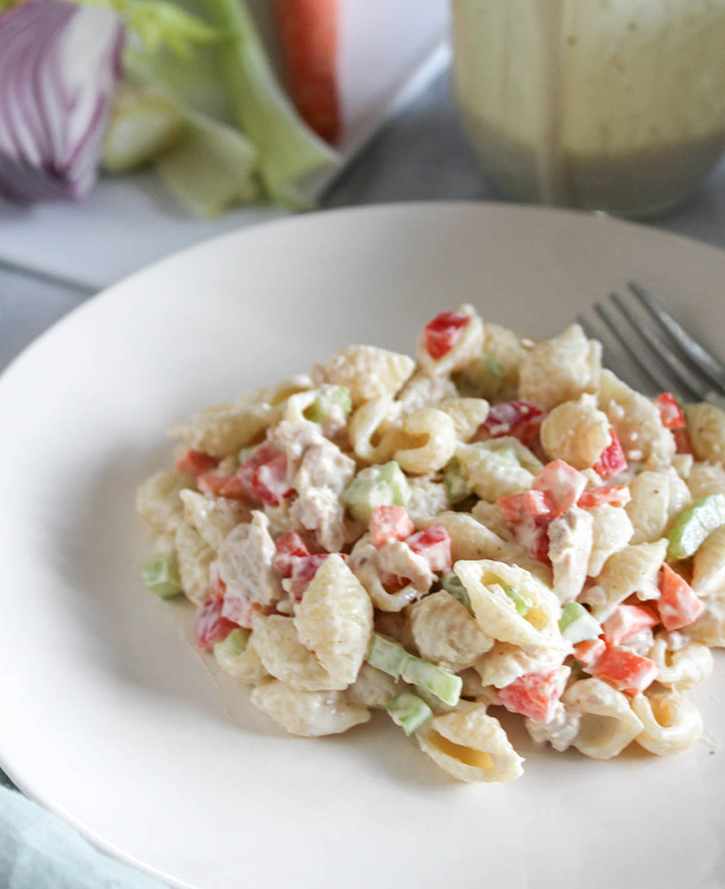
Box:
136 305 725 783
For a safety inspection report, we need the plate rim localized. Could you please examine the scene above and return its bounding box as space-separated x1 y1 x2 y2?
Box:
3 200 725 888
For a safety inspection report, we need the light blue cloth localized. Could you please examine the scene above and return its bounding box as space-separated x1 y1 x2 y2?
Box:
0 781 167 889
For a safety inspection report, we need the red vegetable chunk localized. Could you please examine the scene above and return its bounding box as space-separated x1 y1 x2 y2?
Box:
175 448 220 476
653 392 686 430
424 311 470 360
603 602 659 645
573 638 606 668
371 506 415 548
658 565 705 631
532 460 587 517
498 490 552 523
578 485 630 508
481 400 545 445
593 430 627 479
273 531 311 577
590 645 658 695
407 525 452 572
497 669 567 724
195 596 239 650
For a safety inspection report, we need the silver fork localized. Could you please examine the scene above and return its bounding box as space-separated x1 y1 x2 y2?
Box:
577 281 725 409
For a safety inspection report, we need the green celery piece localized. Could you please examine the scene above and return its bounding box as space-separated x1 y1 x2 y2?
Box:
102 80 186 172
455 354 505 398
238 445 256 463
385 691 433 736
667 494 725 560
156 112 259 217
143 554 183 598
402 657 462 707
367 634 408 679
200 0 339 208
443 458 470 505
440 570 473 613
214 627 249 658
500 582 531 616
304 387 353 424
559 602 601 644
342 461 410 523
50 0 220 57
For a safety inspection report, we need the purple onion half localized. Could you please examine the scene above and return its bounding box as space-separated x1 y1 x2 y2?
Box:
0 0 124 202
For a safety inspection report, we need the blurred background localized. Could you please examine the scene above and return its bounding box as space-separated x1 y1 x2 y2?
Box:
1 0 724 297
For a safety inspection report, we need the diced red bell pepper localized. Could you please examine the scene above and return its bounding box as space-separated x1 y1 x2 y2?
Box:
273 530 311 577
653 392 687 430
250 452 293 507
593 430 627 479
370 506 415 548
221 591 271 629
286 553 346 600
658 565 705 631
195 596 239 650
590 645 658 695
512 516 551 563
497 668 567 724
407 525 452 573
423 311 470 361
498 490 552 523
175 448 220 476
197 470 238 497
532 460 588 517
602 601 659 645
573 637 606 668
578 485 631 509
198 443 282 501
481 400 545 447
673 427 695 456
379 571 410 594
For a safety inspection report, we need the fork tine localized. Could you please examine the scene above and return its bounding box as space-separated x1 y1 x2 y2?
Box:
576 314 622 375
609 292 716 402
594 301 681 396
628 281 725 394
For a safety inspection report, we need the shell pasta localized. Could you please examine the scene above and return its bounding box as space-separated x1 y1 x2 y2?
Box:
137 305 725 783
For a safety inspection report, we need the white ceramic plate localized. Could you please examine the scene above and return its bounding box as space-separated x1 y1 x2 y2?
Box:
1 204 724 889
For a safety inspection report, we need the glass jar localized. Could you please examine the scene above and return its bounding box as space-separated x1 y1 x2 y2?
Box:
452 0 725 217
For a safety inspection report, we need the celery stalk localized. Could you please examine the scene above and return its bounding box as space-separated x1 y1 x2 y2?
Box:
401 657 463 707
385 691 433 736
156 112 259 216
200 0 339 207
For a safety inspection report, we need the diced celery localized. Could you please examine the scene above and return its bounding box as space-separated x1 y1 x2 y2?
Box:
559 602 602 644
443 458 470 505
303 387 352 424
342 461 410 522
143 554 183 598
491 445 520 464
367 633 408 679
667 494 725 560
385 691 433 736
215 627 249 657
454 354 505 398
238 445 256 463
441 570 473 613
501 582 531 617
401 657 463 707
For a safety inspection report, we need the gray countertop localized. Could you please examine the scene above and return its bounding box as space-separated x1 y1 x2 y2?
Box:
2 68 725 374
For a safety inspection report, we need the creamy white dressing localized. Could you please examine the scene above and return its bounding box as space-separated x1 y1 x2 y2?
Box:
452 0 725 216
